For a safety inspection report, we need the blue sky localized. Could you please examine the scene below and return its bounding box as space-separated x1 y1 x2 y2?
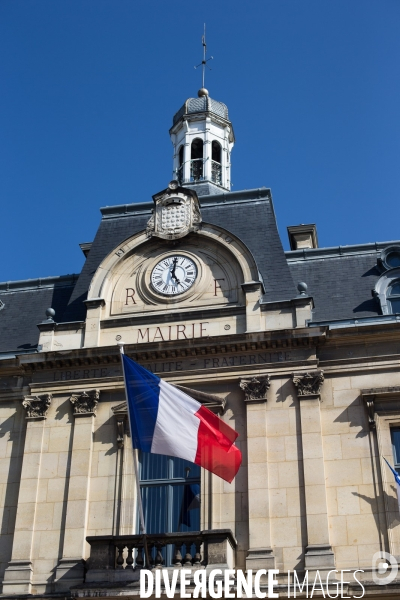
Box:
1 0 399 281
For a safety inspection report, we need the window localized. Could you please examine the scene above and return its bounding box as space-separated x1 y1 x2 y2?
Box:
211 141 221 163
139 452 200 563
387 281 400 314
378 245 400 272
391 428 400 474
211 141 222 185
373 267 400 315
190 139 203 181
386 251 400 269
177 146 184 184
178 145 184 167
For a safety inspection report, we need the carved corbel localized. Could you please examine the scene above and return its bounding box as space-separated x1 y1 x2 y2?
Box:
22 394 52 419
363 394 376 430
70 389 100 417
240 376 270 403
292 370 324 399
111 402 128 449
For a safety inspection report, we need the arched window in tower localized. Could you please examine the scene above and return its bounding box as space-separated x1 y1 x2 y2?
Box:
177 145 184 184
190 138 204 182
211 141 222 186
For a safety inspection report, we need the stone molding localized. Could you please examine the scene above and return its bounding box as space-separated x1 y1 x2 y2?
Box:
70 390 100 417
22 394 52 419
245 547 275 570
292 370 324 399
240 376 270 403
361 386 400 430
304 544 335 571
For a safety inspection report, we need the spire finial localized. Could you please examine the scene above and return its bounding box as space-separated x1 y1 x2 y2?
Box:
195 23 213 96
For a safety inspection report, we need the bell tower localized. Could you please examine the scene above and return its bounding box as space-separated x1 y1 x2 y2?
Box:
169 88 235 193
169 29 234 193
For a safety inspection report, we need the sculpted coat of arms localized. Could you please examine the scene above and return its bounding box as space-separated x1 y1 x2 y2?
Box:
147 181 202 240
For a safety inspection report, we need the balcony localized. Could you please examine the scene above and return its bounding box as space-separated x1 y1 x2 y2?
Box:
75 530 236 593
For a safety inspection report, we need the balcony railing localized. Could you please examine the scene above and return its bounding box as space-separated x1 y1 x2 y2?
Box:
211 160 222 186
176 165 183 185
190 159 204 182
83 530 236 586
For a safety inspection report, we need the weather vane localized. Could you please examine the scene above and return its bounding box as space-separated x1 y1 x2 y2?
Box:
194 24 213 90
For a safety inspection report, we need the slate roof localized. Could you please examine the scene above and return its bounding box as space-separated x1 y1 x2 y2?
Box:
286 243 395 322
62 187 297 323
0 276 77 355
2 185 396 355
172 96 229 126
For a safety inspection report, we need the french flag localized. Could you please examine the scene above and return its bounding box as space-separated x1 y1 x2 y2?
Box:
121 354 242 483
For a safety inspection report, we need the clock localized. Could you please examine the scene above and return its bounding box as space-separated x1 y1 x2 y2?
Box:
151 255 197 296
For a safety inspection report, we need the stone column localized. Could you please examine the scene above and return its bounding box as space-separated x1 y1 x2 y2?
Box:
55 390 99 591
240 376 275 570
3 394 52 594
83 298 105 347
293 370 335 571
241 281 263 332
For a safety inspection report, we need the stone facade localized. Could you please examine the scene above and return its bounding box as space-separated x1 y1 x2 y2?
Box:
1 90 400 599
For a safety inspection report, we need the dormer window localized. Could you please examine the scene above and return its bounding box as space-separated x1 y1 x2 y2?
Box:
211 141 222 186
190 138 204 182
386 251 400 269
387 280 400 314
373 245 400 315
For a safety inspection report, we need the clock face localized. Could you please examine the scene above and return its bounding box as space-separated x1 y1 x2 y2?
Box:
151 255 197 296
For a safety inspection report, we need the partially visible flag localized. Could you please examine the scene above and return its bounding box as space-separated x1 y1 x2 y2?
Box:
384 457 400 512
179 483 200 528
121 354 242 483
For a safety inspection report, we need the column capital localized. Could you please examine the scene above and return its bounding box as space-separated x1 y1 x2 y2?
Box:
292 370 324 399
240 375 270 404
70 389 99 417
22 393 52 420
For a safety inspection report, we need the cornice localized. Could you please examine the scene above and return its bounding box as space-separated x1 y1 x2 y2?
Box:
17 327 326 372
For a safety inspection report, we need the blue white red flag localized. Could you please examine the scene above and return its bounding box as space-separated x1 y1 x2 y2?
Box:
384 457 400 512
121 354 242 483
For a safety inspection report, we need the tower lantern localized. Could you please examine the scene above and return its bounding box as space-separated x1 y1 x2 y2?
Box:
169 29 234 193
169 88 235 193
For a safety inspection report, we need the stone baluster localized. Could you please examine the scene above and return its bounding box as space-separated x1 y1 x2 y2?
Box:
116 545 125 569
173 544 183 567
193 541 202 566
183 544 193 567
126 545 134 570
135 546 144 570
155 543 164 566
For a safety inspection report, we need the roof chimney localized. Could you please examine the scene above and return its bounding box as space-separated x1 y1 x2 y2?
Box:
287 224 318 250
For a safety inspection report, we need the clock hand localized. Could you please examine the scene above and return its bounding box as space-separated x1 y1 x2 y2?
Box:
170 258 181 285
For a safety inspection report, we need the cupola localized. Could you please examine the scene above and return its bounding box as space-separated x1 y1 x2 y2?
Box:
169 87 235 193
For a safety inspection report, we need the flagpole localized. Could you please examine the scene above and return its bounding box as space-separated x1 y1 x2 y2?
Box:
117 342 151 569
